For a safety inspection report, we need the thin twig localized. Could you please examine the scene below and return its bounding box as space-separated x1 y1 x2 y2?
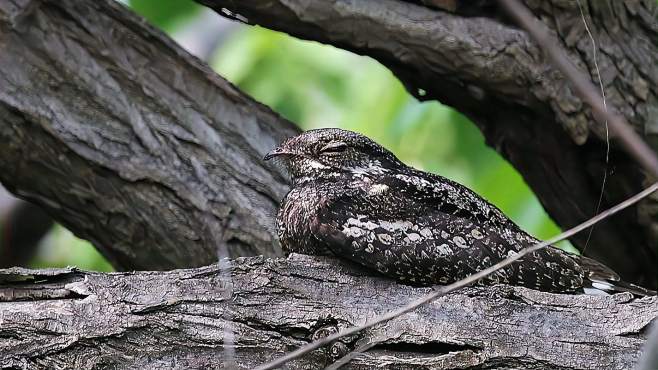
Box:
499 0 658 179
207 213 236 367
253 182 658 370
576 0 609 254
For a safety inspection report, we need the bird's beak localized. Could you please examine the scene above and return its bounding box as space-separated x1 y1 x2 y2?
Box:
263 146 294 161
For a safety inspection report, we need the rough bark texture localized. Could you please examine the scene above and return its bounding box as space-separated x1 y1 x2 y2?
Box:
0 254 655 370
199 0 658 289
0 0 299 270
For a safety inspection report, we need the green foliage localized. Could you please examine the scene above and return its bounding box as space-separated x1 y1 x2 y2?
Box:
128 0 201 32
30 226 113 272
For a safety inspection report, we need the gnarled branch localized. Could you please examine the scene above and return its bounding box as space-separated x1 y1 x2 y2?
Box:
0 0 299 270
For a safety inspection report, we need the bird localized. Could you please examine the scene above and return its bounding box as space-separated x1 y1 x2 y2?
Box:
264 128 656 296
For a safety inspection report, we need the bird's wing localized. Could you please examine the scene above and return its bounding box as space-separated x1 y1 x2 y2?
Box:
377 171 519 233
312 189 584 292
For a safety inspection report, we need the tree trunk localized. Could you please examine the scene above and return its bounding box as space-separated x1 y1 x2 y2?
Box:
197 0 658 289
1 254 655 370
0 0 299 270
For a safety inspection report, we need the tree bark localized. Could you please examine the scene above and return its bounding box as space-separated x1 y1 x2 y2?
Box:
0 0 299 270
0 254 655 370
197 0 658 289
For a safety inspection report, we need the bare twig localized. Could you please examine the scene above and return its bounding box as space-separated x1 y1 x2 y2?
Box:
499 0 658 179
254 182 658 370
210 215 236 367
576 0 609 254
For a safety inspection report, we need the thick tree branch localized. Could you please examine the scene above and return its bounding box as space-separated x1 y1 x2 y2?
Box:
0 254 655 369
199 0 658 288
0 0 299 270
501 0 658 177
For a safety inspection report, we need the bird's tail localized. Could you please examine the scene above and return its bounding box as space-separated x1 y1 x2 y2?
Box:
576 255 656 297
584 277 657 296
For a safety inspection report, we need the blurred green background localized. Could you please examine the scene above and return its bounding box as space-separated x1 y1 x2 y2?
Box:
29 0 575 271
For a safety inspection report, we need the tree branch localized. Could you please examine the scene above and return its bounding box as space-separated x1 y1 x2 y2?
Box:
0 0 299 270
0 254 655 369
198 0 658 288
499 0 658 178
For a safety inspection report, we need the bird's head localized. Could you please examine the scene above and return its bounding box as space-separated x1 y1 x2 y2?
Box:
264 128 402 184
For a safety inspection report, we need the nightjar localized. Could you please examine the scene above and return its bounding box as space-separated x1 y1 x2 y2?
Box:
265 128 655 295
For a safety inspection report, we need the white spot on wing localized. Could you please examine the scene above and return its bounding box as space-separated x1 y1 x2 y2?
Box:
435 243 452 256
377 233 392 244
343 227 363 238
379 220 414 232
349 160 388 175
308 160 329 169
591 281 613 290
369 183 389 195
407 233 421 242
345 217 379 230
470 229 484 239
453 236 468 248
583 287 610 296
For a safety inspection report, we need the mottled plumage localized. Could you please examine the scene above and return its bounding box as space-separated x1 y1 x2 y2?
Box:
265 128 655 295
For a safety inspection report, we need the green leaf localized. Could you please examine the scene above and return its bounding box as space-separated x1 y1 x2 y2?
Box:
128 0 201 31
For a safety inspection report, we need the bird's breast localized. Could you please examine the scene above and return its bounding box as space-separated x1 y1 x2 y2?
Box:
277 186 333 256
276 176 392 256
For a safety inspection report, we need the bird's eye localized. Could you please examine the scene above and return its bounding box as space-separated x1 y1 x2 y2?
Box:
319 141 348 155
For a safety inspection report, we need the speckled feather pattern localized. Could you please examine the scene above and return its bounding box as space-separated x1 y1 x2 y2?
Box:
269 129 649 295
